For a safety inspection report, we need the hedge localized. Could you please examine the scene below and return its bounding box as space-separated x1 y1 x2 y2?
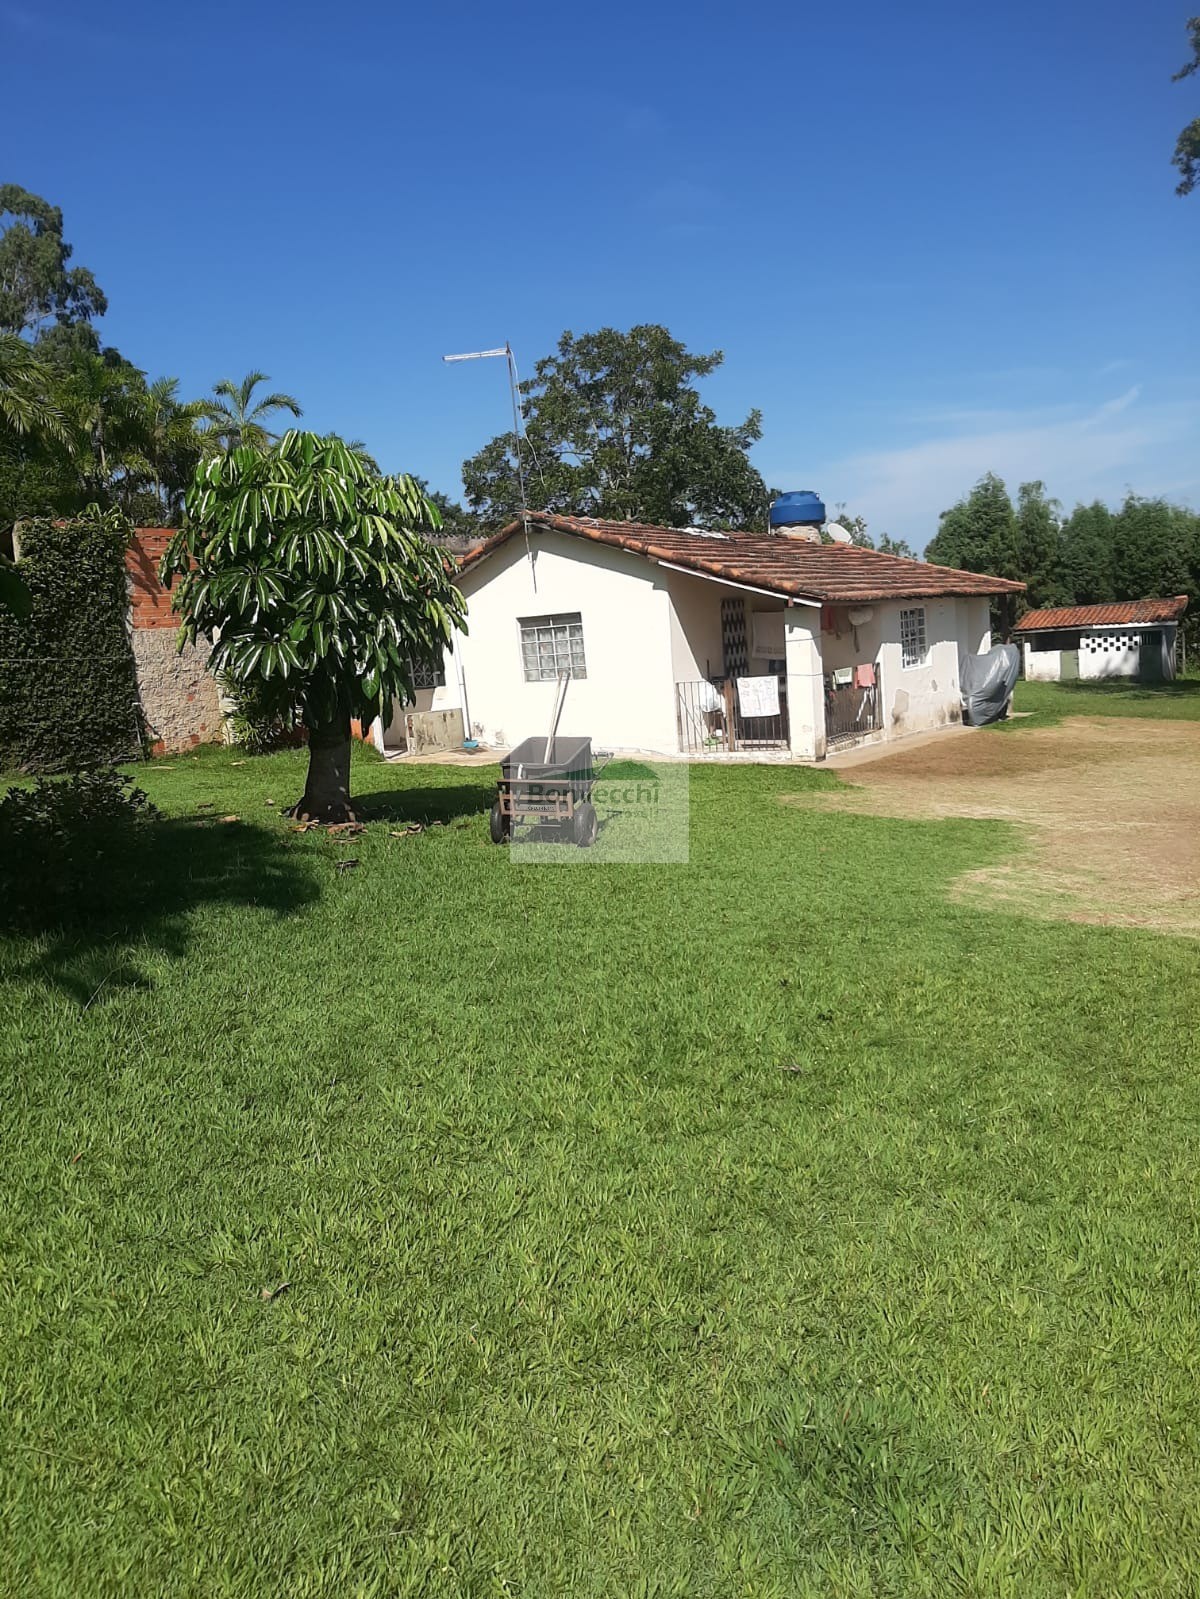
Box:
0 505 146 772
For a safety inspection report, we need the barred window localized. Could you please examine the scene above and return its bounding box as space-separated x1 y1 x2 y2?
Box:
519 613 587 682
409 655 446 690
900 607 928 669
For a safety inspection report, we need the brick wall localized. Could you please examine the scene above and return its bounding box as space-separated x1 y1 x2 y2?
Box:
127 528 224 754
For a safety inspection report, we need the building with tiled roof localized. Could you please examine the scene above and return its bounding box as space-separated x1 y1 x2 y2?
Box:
386 508 1025 761
1013 595 1186 685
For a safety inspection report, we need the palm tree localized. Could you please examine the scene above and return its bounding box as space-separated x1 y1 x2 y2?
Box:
142 377 210 520
202 371 302 451
0 334 70 448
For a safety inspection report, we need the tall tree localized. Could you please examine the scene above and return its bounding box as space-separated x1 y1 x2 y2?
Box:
1059 501 1116 605
925 473 1020 579
203 371 302 451
141 377 210 521
1015 480 1065 608
1111 494 1198 601
0 185 107 336
1173 15 1200 195
161 433 466 822
462 325 771 530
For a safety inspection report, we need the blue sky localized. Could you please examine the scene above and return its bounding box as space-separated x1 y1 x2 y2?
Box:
4 0 1198 543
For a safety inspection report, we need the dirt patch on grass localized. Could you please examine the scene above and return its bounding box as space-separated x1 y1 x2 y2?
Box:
784 718 1200 937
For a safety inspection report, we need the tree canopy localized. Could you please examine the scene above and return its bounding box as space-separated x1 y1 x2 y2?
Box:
202 371 303 451
0 186 314 532
1173 15 1200 195
462 325 772 531
161 432 466 821
0 184 107 335
925 472 1200 644
926 473 1021 583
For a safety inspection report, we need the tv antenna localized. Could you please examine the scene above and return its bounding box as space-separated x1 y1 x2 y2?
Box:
442 343 528 512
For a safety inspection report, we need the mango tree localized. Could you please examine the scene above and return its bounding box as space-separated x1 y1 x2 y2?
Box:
161 432 466 821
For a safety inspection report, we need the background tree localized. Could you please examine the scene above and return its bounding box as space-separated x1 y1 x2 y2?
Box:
203 371 302 451
1014 480 1066 608
161 432 466 822
140 377 211 520
1058 501 1116 604
0 333 69 447
462 325 771 530
877 533 917 558
925 472 1020 579
1173 15 1200 194
411 478 481 554
828 506 916 558
1111 494 1198 602
0 184 107 336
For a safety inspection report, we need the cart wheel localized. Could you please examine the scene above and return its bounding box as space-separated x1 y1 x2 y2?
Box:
573 801 597 848
489 802 509 844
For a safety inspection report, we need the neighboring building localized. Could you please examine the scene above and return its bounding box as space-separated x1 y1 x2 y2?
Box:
1013 597 1188 684
126 528 223 754
394 511 1024 761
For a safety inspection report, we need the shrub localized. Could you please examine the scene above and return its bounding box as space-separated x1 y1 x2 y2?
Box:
0 506 145 771
218 672 305 755
0 768 156 925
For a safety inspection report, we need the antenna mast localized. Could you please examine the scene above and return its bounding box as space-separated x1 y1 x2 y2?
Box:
442 343 528 512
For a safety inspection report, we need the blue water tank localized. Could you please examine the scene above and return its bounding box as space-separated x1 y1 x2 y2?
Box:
770 490 826 528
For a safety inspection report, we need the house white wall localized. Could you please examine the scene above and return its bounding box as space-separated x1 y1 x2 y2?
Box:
666 567 727 684
820 595 986 742
446 527 679 753
428 528 1005 758
1023 644 1063 681
1022 624 1177 683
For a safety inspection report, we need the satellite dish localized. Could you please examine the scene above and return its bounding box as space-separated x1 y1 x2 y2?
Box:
826 522 853 545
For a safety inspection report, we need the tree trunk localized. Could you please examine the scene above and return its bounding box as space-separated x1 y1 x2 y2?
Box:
289 707 355 823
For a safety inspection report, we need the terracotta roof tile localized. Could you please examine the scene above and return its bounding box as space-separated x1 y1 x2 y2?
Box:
1013 597 1189 631
457 513 1025 603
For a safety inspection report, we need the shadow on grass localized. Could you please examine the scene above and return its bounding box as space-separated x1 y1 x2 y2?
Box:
0 816 320 1005
352 780 497 826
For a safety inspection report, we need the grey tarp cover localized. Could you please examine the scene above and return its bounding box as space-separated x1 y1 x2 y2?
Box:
960 643 1020 725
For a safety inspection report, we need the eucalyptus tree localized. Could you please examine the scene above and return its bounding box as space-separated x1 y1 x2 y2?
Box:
161 432 466 821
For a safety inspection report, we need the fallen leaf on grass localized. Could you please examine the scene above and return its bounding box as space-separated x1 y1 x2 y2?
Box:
335 858 359 872
779 1062 805 1074
261 1281 291 1302
197 801 214 810
231 760 246 767
390 824 425 838
220 815 240 824
264 799 275 807
327 821 364 836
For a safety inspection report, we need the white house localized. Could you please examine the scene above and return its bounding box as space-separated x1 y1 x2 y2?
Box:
386 512 1024 761
1013 597 1187 683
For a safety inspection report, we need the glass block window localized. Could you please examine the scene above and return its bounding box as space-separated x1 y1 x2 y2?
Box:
900 606 928 669
519 613 587 681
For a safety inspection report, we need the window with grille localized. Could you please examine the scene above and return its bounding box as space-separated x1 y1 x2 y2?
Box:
899 606 928 669
519 613 587 681
409 655 446 690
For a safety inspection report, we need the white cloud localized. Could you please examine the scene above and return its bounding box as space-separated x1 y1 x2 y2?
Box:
784 389 1200 547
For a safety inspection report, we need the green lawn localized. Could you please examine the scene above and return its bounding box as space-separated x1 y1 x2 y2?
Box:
3 741 1200 1596
1007 674 1200 729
